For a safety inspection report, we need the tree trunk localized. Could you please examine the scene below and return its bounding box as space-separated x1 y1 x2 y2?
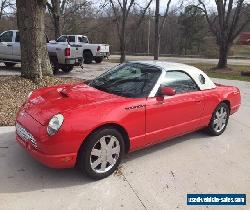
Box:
217 44 229 69
120 5 126 63
16 0 53 81
120 39 126 63
154 0 160 60
120 24 126 63
52 0 61 39
53 15 61 39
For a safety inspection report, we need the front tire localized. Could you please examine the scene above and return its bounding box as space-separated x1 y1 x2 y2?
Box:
207 102 229 136
78 128 125 180
4 62 16 67
61 65 74 73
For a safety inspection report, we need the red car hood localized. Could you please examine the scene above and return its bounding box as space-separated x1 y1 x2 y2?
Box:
24 83 118 125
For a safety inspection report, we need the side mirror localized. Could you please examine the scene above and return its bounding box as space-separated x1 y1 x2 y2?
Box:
160 86 176 96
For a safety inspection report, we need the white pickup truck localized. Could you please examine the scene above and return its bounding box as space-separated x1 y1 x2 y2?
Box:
51 35 110 64
0 30 83 73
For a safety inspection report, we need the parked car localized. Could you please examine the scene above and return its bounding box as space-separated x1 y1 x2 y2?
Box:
50 35 110 64
16 61 241 179
0 30 83 74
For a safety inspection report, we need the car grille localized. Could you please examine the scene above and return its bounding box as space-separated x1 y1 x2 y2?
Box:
16 123 37 147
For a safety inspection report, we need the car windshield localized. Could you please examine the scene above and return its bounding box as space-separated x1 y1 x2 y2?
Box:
88 63 161 98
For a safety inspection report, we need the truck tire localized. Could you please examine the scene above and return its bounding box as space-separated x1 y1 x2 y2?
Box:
4 62 16 67
61 65 74 73
94 57 103 64
52 67 59 75
83 51 93 64
49 56 60 75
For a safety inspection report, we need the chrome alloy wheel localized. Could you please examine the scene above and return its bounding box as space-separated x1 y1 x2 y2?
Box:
213 106 228 132
90 135 120 173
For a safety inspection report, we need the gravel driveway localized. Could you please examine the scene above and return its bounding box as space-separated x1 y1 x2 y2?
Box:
0 62 116 79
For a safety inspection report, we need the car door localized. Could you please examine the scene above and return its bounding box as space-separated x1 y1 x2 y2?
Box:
0 31 14 60
12 31 21 61
145 70 205 145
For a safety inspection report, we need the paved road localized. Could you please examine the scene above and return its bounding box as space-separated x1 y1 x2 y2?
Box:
0 78 249 210
1 54 250 78
111 55 250 66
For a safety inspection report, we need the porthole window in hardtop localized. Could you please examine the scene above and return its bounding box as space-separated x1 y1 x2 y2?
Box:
199 74 206 84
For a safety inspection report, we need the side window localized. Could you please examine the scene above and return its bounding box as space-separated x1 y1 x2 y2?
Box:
78 36 89 43
68 36 75 42
15 32 20 42
0 31 13 42
161 71 199 94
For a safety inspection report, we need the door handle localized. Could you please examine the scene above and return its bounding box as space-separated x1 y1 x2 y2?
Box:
7 44 12 47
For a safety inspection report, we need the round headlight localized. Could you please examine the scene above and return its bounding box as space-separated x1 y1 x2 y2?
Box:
47 114 64 136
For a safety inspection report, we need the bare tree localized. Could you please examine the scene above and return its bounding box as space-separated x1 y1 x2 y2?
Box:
179 5 207 55
46 0 63 39
16 0 52 81
108 0 152 63
154 0 160 60
154 0 172 60
198 0 250 68
46 0 88 39
0 0 15 19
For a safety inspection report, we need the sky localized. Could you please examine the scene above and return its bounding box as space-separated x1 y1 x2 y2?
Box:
134 0 250 14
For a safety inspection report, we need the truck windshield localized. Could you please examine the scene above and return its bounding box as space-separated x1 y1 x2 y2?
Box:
88 63 161 98
0 31 13 42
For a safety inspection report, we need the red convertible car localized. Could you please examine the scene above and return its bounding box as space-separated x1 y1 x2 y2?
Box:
16 61 241 179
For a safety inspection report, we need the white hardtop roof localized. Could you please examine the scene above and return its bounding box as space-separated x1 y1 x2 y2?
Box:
130 60 216 91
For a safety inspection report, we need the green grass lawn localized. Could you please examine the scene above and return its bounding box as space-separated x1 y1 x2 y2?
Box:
192 63 250 82
231 45 250 58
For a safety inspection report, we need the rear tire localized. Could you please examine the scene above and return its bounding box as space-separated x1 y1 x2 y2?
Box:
4 62 16 67
94 57 103 64
52 67 59 75
78 127 125 180
61 65 74 73
49 56 59 75
207 102 229 136
83 51 93 64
